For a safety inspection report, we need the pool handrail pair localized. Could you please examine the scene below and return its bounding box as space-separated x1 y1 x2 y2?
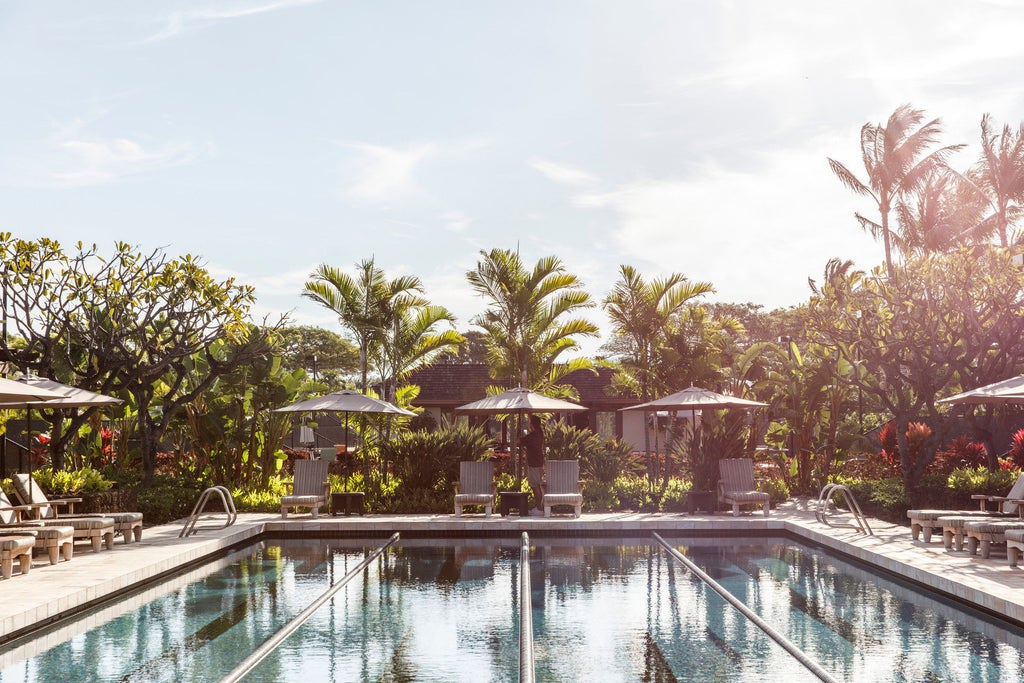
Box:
219 532 401 683
815 483 873 535
179 486 238 538
652 532 840 683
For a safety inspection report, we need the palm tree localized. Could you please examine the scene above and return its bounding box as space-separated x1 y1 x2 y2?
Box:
302 258 424 392
375 301 464 402
466 248 597 391
895 169 986 254
602 265 714 403
969 113 1024 247
828 104 964 278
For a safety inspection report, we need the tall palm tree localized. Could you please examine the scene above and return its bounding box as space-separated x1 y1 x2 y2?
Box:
466 248 597 391
375 301 464 402
969 113 1024 247
895 169 986 254
602 265 714 403
828 104 964 278
302 258 423 392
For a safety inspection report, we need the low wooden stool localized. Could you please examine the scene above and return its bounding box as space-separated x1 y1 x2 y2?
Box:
0 535 35 579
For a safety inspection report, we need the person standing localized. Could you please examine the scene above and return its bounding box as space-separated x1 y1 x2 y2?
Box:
522 414 545 514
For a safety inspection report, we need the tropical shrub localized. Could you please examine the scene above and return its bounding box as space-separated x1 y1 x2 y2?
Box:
544 420 633 484
760 476 790 506
31 466 114 495
930 435 987 475
383 423 494 491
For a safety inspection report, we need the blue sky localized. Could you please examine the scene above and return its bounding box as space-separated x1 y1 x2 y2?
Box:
2 1 1023 355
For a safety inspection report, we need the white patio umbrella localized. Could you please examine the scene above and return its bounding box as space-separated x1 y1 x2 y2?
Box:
620 386 767 487
938 375 1024 406
455 387 587 485
274 390 415 490
0 374 122 488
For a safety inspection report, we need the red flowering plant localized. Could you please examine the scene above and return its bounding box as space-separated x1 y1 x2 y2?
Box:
1008 429 1024 469
929 435 988 475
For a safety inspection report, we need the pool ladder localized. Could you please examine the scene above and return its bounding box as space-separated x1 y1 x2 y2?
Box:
814 483 873 535
179 486 238 538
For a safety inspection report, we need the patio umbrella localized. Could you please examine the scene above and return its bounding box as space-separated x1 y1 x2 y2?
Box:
455 387 587 485
937 376 1024 406
274 390 415 490
620 386 767 487
0 374 122 488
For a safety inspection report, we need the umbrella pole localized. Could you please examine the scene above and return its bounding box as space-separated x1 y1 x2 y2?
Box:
343 412 349 493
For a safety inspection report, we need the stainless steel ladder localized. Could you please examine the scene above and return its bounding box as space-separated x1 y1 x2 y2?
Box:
180 485 238 538
519 531 535 683
814 483 873 535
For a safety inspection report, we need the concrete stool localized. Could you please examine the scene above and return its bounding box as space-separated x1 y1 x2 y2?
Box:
0 535 35 579
1006 528 1024 567
964 519 1024 558
907 509 1002 543
935 515 990 552
3 525 74 564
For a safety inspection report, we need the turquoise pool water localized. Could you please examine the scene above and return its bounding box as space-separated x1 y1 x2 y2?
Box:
1 536 1022 682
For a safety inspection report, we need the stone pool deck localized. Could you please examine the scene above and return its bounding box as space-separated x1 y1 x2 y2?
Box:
3 498 1024 647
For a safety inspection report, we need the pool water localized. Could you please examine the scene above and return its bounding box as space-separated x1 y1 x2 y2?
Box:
1 536 1023 682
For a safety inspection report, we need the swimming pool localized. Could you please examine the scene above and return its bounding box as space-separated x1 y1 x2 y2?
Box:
1 535 1022 682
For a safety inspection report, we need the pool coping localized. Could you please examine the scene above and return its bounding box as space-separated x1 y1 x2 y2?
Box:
3 500 1024 647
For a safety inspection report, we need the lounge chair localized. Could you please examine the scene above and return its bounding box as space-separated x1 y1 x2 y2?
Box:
453 461 496 517
543 460 583 518
907 472 1024 542
12 472 141 544
964 518 1024 559
0 490 75 564
718 458 770 517
281 459 330 519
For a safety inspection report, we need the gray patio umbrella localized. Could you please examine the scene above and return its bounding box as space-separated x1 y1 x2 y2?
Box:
455 387 587 485
0 374 122 488
620 386 767 486
937 376 1024 406
274 390 415 490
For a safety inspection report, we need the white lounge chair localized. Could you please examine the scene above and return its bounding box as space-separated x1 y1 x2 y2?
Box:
0 490 74 564
907 472 1024 542
281 459 330 519
543 460 583 518
718 458 770 517
453 461 496 517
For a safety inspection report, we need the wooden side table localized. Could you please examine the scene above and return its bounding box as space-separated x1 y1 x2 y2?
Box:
499 491 530 517
331 492 365 516
687 490 716 514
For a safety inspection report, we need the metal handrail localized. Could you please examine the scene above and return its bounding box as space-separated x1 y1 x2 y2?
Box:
220 532 400 683
519 531 535 683
653 533 839 683
179 486 238 538
814 483 873 535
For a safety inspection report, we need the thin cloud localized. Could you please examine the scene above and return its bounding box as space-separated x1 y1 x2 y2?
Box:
48 136 194 188
341 141 436 203
441 210 472 233
529 158 598 187
146 0 322 42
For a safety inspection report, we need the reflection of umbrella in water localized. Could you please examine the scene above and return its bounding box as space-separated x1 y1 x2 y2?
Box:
456 387 587 486
0 374 122 488
937 376 1024 406
274 390 415 489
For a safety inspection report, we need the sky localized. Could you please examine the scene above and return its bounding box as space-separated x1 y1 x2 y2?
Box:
2 1 1024 356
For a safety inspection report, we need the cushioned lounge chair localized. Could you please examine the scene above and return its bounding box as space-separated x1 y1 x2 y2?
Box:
0 490 74 564
907 472 1024 542
453 461 496 517
718 458 770 517
281 459 330 519
12 473 141 544
543 460 583 518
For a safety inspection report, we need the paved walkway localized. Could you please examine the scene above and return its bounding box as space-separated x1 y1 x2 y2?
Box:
3 499 1024 648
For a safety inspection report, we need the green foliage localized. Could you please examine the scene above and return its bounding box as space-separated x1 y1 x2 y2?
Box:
233 476 291 513
833 476 909 523
658 477 690 512
544 420 632 484
32 466 114 495
134 475 207 525
947 466 1019 494
612 475 657 512
384 422 494 491
759 477 790 506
